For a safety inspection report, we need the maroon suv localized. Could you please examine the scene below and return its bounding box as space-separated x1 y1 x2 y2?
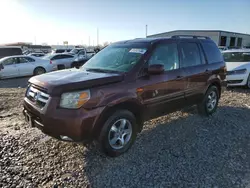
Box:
23 36 226 157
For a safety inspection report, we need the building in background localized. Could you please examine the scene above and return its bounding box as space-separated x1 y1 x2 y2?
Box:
1 42 52 53
147 30 250 48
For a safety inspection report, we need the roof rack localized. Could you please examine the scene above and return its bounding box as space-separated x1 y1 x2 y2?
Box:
171 35 211 39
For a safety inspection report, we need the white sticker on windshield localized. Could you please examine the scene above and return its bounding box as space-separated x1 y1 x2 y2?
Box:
129 48 147 54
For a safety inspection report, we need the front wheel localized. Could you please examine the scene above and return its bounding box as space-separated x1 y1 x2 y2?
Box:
197 86 219 116
98 110 137 157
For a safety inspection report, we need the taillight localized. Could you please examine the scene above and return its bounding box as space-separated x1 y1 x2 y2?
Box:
50 60 52 64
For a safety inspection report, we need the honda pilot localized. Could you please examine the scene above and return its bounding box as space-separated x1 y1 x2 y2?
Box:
23 36 226 157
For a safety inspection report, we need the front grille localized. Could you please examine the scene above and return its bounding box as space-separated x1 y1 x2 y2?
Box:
227 80 243 84
26 86 50 108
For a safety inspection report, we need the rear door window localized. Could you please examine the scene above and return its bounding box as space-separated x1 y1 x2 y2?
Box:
179 42 202 68
201 41 223 64
18 57 30 64
60 54 73 59
26 57 35 62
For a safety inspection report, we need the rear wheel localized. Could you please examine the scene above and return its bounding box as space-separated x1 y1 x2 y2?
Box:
98 110 137 157
71 62 80 68
197 86 219 116
34 67 46 75
57 65 65 70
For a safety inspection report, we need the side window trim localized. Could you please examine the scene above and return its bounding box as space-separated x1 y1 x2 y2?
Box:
198 42 208 64
197 42 207 64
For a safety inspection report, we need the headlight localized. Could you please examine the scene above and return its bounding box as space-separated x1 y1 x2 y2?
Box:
60 90 90 109
227 68 247 75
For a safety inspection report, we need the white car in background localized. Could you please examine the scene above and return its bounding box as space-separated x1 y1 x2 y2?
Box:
222 49 250 88
42 53 75 69
28 52 45 57
0 55 56 79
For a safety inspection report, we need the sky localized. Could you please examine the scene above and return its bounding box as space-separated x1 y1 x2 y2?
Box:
0 0 249 45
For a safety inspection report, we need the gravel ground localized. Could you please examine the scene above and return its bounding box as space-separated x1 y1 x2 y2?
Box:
1 88 250 187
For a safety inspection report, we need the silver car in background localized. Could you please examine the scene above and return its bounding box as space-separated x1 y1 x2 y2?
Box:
0 55 56 79
42 53 75 69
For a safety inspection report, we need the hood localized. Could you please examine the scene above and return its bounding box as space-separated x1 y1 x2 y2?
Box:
29 69 124 95
226 61 250 71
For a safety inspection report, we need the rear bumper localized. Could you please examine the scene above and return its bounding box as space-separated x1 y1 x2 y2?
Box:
23 97 104 142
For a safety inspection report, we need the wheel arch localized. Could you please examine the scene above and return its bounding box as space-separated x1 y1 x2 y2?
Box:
93 100 145 139
209 81 221 98
206 76 222 98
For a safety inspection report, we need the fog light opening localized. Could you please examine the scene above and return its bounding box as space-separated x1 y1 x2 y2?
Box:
60 135 73 141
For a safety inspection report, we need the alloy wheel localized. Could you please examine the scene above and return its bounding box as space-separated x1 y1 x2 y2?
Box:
108 119 132 150
206 91 217 112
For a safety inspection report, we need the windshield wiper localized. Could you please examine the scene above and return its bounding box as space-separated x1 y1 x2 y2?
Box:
86 68 121 73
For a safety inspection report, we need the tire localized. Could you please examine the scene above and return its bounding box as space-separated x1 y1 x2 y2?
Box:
197 86 219 116
57 65 65 70
98 110 137 157
34 67 46 75
71 62 80 69
245 74 250 89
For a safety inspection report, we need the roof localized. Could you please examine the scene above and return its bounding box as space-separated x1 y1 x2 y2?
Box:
113 38 162 44
148 30 250 37
222 49 250 53
0 46 22 49
113 36 211 45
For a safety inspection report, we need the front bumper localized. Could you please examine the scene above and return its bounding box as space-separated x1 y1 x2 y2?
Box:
23 97 104 142
226 74 248 86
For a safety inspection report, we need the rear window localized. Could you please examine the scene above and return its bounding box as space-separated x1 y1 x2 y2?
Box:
61 54 73 58
222 52 250 62
201 41 223 64
55 49 65 53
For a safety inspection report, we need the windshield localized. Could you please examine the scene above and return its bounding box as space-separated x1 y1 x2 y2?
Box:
70 49 80 54
223 52 250 62
81 46 147 73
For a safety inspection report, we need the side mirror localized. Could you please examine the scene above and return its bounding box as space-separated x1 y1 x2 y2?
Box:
0 64 4 70
148 64 164 75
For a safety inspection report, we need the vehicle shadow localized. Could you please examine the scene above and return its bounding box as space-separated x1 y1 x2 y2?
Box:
0 76 30 88
81 106 250 187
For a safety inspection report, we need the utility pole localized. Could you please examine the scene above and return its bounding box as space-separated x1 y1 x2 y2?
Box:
145 25 148 38
97 28 99 46
88 36 90 47
93 40 94 46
